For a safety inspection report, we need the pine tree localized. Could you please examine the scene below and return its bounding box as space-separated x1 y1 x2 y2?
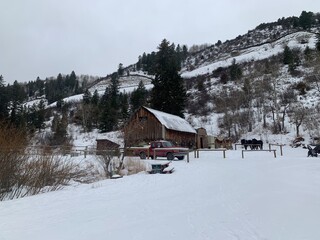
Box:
136 55 142 71
99 86 118 132
130 80 148 113
10 80 27 103
82 89 92 105
283 46 293 65
51 113 68 145
110 73 120 109
34 100 46 131
151 39 187 118
299 11 313 30
182 45 188 61
91 90 99 106
35 77 45 96
229 59 242 81
119 93 129 121
0 75 8 120
117 63 124 76
10 100 27 128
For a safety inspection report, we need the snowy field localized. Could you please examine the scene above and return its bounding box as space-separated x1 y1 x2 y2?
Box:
0 146 320 240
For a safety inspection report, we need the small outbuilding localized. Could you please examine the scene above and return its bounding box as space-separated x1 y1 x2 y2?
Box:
96 139 120 151
123 106 197 148
196 127 208 148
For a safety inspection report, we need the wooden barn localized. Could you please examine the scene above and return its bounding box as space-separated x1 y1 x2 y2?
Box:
123 106 197 148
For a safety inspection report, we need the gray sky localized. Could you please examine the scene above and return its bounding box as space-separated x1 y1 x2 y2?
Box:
0 0 319 84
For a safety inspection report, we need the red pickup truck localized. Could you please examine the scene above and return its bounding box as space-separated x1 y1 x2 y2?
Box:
132 140 188 160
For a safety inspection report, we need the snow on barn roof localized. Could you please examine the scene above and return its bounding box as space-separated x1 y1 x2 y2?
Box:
144 107 196 134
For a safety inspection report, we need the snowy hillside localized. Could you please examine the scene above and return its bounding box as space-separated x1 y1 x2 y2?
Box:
181 31 317 78
1 146 320 240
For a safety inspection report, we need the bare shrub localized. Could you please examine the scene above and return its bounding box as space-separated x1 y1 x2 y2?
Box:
0 122 29 200
24 154 85 195
96 148 121 178
0 122 97 200
1 149 96 201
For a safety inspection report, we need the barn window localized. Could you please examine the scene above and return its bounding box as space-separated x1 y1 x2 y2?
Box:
139 116 148 123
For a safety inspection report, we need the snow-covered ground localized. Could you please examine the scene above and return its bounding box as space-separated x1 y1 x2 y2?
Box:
1 145 320 240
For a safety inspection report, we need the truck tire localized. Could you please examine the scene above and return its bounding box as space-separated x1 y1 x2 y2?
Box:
139 152 146 159
167 152 174 160
177 156 184 160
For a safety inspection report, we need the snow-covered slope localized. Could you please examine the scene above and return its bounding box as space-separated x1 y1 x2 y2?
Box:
181 31 317 78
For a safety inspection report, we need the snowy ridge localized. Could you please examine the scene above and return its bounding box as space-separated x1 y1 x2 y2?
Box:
181 31 317 78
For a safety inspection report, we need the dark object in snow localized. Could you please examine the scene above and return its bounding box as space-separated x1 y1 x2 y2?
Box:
148 161 174 174
307 145 318 157
240 138 263 150
314 145 320 153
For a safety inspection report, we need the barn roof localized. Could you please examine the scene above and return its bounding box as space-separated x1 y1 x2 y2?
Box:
144 107 197 134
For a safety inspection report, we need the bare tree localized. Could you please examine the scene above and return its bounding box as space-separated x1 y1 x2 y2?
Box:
279 88 296 132
288 103 308 137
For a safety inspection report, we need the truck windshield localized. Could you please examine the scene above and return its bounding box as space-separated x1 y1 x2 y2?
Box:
162 141 174 147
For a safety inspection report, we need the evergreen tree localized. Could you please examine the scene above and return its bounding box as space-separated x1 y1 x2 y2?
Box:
151 39 187 118
117 63 124 76
91 90 99 106
119 93 130 121
110 73 120 109
299 11 313 30
9 80 27 103
68 70 78 93
34 100 46 131
99 86 118 132
136 55 142 71
35 77 45 96
182 45 188 60
82 89 92 105
130 80 148 113
283 46 293 65
0 75 8 120
51 113 68 145
10 100 27 128
229 59 242 81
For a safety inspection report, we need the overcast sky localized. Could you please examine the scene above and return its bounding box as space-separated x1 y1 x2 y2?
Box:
0 1 319 84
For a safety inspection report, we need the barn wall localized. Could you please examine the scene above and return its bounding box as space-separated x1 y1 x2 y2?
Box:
124 107 164 146
165 129 196 148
